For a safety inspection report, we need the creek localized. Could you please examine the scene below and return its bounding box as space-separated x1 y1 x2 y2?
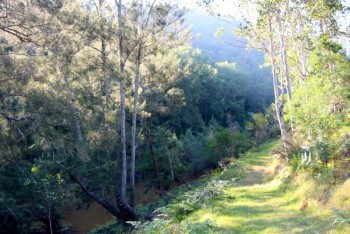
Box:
62 182 159 233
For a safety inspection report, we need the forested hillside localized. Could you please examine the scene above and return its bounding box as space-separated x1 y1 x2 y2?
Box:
0 0 350 233
187 10 270 75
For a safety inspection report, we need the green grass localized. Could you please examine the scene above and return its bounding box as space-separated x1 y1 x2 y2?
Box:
183 140 329 233
135 140 350 234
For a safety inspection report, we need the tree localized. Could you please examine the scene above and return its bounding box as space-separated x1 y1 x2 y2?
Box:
128 0 188 206
116 0 130 215
231 0 290 152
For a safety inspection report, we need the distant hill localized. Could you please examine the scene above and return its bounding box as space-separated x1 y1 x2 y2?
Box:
184 10 271 80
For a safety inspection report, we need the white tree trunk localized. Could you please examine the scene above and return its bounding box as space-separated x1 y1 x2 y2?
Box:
117 0 127 203
130 43 142 207
276 10 294 134
268 17 289 153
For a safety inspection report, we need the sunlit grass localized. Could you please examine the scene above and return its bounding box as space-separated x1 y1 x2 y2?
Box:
139 139 350 234
182 140 338 233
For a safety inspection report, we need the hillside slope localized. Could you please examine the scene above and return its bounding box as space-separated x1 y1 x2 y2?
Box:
133 140 350 234
182 141 328 233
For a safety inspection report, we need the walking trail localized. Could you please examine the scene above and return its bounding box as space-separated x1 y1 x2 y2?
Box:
186 141 330 233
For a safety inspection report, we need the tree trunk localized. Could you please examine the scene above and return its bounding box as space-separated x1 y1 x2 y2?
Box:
276 11 292 101
116 197 139 221
48 202 53 234
130 42 142 207
70 174 138 220
268 17 289 154
101 38 108 98
166 152 175 185
119 78 128 202
146 123 164 195
116 0 139 220
276 10 294 135
297 13 312 140
117 0 128 204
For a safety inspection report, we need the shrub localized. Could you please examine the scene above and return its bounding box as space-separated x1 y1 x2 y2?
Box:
187 219 214 233
330 179 350 210
163 180 230 221
332 209 350 228
89 220 123 234
315 141 331 167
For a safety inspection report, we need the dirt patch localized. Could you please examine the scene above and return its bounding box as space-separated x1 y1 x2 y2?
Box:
239 163 274 186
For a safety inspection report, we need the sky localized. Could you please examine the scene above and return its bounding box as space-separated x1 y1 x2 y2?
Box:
178 0 248 18
178 0 350 54
178 0 350 23
107 0 350 53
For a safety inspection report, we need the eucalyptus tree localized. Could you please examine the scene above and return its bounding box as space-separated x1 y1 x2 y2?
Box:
274 0 295 134
229 0 290 152
58 0 189 220
196 0 290 152
116 0 129 212
127 0 188 206
1 0 129 225
238 0 349 155
54 0 140 221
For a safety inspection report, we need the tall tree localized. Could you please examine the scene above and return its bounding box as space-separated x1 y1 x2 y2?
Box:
233 0 290 151
128 0 188 206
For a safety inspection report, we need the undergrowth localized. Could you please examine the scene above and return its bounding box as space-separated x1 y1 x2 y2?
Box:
90 140 350 233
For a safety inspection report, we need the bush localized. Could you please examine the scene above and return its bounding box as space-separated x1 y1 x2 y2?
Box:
290 153 301 172
316 141 331 166
89 220 125 234
330 179 350 210
187 219 214 234
163 180 230 221
332 209 350 228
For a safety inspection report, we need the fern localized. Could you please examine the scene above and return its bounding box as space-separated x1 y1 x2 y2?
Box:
332 209 350 227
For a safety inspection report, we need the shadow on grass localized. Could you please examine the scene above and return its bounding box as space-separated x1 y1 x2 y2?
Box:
188 140 331 233
190 214 328 234
243 156 268 166
237 190 279 201
216 204 278 217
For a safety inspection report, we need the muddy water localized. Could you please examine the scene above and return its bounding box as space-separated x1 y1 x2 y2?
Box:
63 183 159 233
63 202 114 234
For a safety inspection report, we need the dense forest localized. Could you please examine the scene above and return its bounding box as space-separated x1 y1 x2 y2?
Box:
0 0 350 233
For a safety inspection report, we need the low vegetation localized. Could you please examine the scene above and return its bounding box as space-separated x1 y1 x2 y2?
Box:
89 140 350 234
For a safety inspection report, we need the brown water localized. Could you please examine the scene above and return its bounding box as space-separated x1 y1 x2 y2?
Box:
63 183 160 233
63 202 114 234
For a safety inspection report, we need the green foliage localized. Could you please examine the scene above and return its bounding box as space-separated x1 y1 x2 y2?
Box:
289 35 350 170
132 178 232 234
0 0 277 232
161 46 273 133
0 162 33 233
207 127 235 159
290 154 301 172
89 220 124 234
207 126 248 161
149 126 186 187
0 154 66 233
332 209 350 226
293 37 350 139
315 141 331 166
181 129 208 176
246 113 269 146
162 180 231 221
187 219 215 234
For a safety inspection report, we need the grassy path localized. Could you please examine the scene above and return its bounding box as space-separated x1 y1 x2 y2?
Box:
185 141 330 233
